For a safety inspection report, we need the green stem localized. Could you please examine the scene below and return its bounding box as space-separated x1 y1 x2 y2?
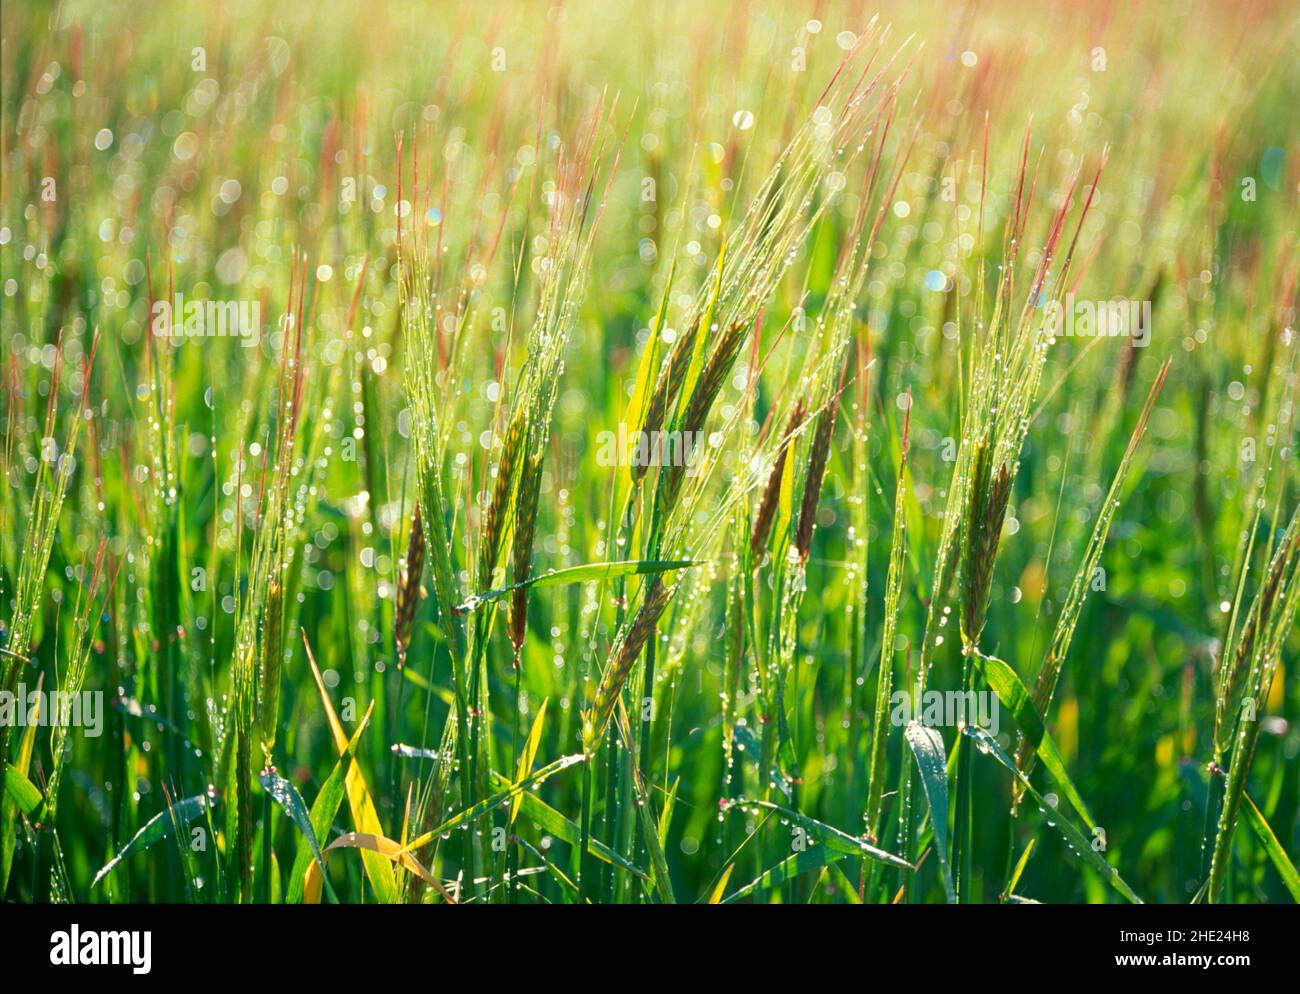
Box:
578 757 595 904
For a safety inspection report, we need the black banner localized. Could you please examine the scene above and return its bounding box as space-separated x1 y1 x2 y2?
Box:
0 902 1283 981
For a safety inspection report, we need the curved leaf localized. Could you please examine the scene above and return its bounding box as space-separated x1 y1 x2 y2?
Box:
3 762 43 816
404 754 586 852
725 798 912 870
322 831 454 903
723 847 849 903
456 560 698 613
304 633 396 903
1242 792 1300 902
961 725 1141 904
974 650 1096 828
92 790 217 889
260 770 325 872
489 771 648 879
286 702 373 905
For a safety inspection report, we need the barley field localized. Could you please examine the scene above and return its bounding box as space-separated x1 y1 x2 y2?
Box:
1 0 1298 909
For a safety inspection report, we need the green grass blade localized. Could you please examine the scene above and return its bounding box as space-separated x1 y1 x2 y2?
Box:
722 847 851 903
1242 792 1300 902
285 704 373 904
974 650 1097 828
3 762 43 817
489 772 649 880
405 754 586 851
1004 838 1037 901
961 726 1141 903
904 721 955 902
260 770 325 874
92 790 217 889
457 559 698 612
727 799 913 870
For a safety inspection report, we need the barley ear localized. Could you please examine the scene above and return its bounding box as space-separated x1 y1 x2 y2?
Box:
395 509 426 667
584 578 672 754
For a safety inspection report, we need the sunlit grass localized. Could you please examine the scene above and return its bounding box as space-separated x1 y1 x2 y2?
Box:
1 0 1297 905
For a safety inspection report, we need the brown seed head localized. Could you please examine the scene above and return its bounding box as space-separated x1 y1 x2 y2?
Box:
509 451 544 660
395 509 426 665
585 577 672 753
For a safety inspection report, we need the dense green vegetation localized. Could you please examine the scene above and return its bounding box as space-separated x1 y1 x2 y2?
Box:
2 0 1298 905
